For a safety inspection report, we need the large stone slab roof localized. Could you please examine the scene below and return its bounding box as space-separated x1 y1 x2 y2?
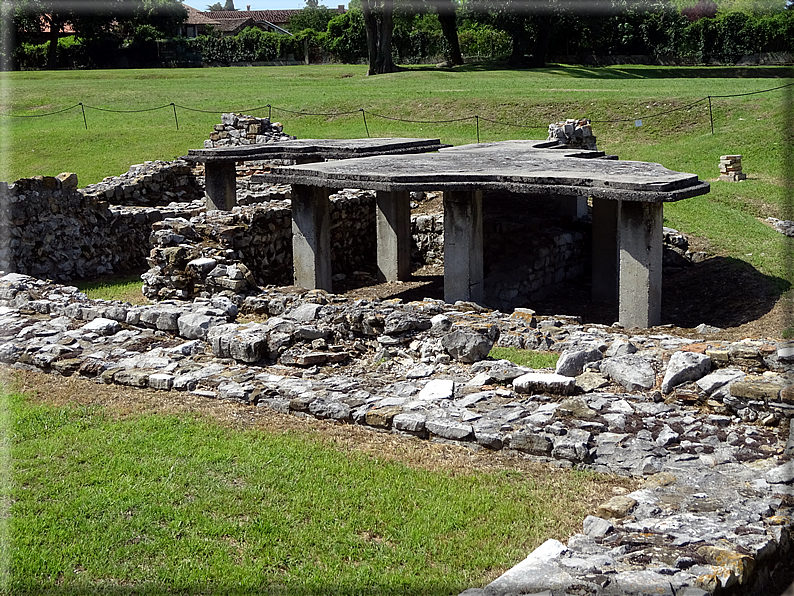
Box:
185 138 451 163
264 140 710 202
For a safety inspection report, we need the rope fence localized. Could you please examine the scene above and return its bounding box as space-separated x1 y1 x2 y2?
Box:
2 80 792 142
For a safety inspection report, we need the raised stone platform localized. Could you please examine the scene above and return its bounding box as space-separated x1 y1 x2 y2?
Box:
260 140 710 329
183 138 450 211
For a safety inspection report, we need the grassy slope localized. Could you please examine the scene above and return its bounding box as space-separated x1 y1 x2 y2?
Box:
5 387 620 595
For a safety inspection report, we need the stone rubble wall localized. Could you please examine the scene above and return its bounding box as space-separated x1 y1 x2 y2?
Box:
143 198 589 308
142 190 378 300
411 213 445 267
204 112 295 148
0 174 205 281
79 160 205 207
485 226 586 310
1 272 793 595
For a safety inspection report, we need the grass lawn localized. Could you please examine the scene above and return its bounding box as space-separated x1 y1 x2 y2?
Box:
1 370 634 595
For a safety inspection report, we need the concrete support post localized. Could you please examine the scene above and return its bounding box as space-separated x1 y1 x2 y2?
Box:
376 190 411 282
291 184 332 291
204 161 237 211
591 197 618 303
443 190 483 304
617 200 663 328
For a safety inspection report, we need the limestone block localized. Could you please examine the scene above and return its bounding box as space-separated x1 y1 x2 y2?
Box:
596 495 637 519
661 351 711 393
513 372 576 395
555 348 602 377
425 417 473 440
601 354 656 392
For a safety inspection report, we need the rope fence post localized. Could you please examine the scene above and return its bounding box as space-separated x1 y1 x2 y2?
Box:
268 104 272 120
79 102 87 130
361 109 370 138
171 103 179 130
708 96 714 134
475 115 480 143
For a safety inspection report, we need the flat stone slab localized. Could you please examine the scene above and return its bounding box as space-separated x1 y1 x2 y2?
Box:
184 137 450 163
262 140 710 202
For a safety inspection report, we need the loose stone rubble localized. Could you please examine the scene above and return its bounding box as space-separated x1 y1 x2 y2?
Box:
767 217 794 238
547 119 598 151
204 112 295 148
1 272 792 595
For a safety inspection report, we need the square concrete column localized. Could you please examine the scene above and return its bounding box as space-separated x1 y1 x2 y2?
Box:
376 190 411 282
291 184 332 291
591 197 618 303
443 190 483 304
204 161 237 211
617 200 663 328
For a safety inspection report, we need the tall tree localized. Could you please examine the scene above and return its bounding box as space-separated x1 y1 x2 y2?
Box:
435 0 463 65
361 0 399 73
14 0 186 69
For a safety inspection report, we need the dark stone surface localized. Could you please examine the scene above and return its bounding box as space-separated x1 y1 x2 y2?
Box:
184 137 450 163
261 140 710 202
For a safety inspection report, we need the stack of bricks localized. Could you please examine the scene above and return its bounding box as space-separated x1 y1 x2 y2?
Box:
719 154 746 181
204 113 295 148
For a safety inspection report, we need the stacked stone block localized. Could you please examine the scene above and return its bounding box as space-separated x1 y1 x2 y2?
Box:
205 113 295 148
719 154 746 181
547 118 598 151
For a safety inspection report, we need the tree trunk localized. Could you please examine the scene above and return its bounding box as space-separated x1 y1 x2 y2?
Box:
528 15 551 68
436 0 463 66
46 16 61 70
508 27 527 66
361 0 399 75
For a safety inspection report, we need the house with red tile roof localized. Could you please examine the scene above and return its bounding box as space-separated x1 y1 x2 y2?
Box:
181 4 345 37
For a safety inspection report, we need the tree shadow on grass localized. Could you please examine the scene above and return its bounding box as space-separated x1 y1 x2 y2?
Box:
660 256 790 329
405 62 793 79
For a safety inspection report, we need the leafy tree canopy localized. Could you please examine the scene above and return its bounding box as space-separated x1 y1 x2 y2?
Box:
288 1 339 32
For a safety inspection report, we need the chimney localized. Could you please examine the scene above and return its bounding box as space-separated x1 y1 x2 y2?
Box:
338 4 344 9
246 4 250 9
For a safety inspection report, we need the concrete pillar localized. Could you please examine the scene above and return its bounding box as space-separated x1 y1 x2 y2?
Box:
376 190 411 282
291 184 332 291
443 190 483 304
617 200 663 328
591 197 618 303
204 161 237 211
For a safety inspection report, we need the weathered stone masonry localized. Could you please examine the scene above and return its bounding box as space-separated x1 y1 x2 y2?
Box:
0 173 204 281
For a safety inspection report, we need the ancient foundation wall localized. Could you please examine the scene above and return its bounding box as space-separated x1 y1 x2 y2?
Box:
2 171 589 308
0 174 205 281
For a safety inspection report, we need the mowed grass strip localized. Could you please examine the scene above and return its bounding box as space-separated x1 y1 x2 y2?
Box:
74 274 149 305
3 371 633 596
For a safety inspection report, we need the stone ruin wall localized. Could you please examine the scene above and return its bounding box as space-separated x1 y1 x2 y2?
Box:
3 163 590 310
0 173 205 281
143 197 588 311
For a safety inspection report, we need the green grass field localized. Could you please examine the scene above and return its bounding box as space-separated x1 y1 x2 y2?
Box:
2 376 631 595
2 63 792 288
